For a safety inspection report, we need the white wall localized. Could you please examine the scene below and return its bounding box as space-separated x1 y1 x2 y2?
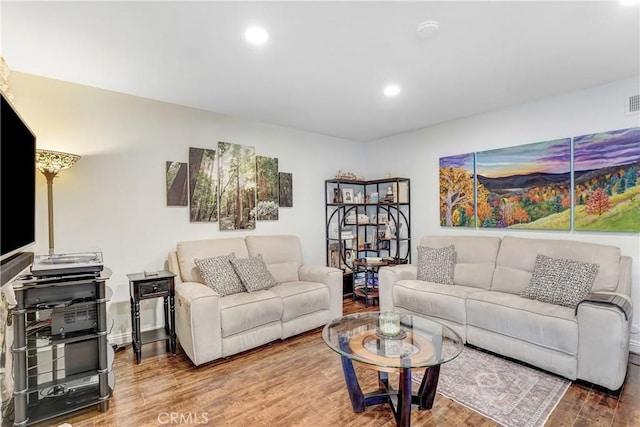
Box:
369 76 640 352
9 72 366 342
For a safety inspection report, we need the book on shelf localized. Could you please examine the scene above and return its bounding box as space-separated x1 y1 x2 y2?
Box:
328 243 340 268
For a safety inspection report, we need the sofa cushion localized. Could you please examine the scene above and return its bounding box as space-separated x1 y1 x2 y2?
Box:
229 254 278 292
176 237 248 283
393 280 479 326
245 235 302 283
492 236 620 295
520 254 599 308
269 281 330 322
421 235 501 290
194 254 245 297
417 245 455 285
219 290 283 337
466 290 578 356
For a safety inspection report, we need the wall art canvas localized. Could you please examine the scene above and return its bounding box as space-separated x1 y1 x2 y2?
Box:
279 172 293 207
188 148 218 222
166 161 188 206
439 153 475 227
217 141 256 230
255 156 279 220
573 127 640 232
475 138 571 230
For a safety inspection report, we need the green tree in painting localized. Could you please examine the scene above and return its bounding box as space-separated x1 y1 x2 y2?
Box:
256 156 279 220
626 167 637 188
218 142 256 230
279 172 293 207
616 178 626 194
189 148 217 222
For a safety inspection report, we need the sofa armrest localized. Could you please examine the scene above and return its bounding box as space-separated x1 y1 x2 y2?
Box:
577 292 632 391
174 281 222 365
378 264 418 311
167 251 183 285
299 265 343 320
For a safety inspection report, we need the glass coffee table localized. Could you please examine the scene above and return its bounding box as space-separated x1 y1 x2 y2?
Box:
322 312 463 427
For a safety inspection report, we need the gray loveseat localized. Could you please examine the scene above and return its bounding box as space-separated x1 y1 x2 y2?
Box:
168 235 343 365
379 235 633 391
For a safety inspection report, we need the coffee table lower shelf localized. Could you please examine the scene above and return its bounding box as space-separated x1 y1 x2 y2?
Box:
353 285 379 306
338 335 440 427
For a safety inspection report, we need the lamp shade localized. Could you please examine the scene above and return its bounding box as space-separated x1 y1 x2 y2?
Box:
35 149 80 252
36 149 80 174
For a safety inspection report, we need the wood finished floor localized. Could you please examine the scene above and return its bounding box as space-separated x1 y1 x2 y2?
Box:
23 299 640 426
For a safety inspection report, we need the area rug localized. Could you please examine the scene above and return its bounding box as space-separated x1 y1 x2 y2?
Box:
412 346 570 427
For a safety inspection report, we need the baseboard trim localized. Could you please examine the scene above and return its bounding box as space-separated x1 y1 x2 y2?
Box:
630 338 640 355
108 331 131 346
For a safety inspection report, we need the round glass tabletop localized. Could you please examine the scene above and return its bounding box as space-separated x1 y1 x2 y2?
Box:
322 312 463 370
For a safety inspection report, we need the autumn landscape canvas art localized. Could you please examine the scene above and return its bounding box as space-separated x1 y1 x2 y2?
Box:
573 127 640 232
439 153 475 227
475 138 572 230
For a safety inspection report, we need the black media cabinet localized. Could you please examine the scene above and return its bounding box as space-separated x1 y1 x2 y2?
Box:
11 269 113 426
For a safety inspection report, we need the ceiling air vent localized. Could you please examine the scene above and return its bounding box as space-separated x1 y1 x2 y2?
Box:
625 94 639 115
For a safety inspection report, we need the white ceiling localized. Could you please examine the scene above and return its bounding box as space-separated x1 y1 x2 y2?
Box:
1 1 639 142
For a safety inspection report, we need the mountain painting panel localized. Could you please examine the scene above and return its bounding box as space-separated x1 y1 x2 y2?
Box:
573 127 640 232
440 153 475 227
475 138 571 230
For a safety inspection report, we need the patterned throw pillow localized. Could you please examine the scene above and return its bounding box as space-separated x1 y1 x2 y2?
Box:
417 245 456 285
194 254 245 297
229 253 278 292
520 254 599 308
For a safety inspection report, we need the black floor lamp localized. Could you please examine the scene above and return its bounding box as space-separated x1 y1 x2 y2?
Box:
35 149 80 253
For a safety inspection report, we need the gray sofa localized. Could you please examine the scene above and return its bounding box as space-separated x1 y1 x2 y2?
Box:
167 235 343 366
379 235 633 391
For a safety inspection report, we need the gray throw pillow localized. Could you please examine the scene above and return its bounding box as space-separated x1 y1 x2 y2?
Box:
520 254 599 308
417 245 456 285
229 253 278 292
194 254 245 297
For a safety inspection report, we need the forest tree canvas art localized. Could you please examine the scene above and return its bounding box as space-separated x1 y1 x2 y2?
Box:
218 142 256 230
279 172 293 207
475 138 571 230
256 156 279 220
573 127 640 232
189 148 217 222
166 161 188 206
439 153 475 227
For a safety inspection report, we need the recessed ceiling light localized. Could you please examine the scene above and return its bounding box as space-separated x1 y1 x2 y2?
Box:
245 26 269 45
384 85 401 97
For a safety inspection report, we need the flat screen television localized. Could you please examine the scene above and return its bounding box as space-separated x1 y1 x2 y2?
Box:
1 92 36 262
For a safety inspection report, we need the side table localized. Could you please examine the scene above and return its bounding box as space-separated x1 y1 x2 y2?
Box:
127 270 176 364
352 260 388 307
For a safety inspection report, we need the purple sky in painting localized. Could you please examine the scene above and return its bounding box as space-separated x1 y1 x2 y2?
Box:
574 127 640 171
476 138 571 178
439 152 473 170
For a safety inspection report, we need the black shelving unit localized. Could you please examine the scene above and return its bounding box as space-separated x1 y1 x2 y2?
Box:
325 177 411 298
11 270 114 426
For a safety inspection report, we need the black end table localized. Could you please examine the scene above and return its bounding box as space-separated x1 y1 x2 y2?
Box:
352 260 387 307
127 270 176 364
